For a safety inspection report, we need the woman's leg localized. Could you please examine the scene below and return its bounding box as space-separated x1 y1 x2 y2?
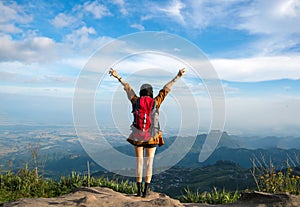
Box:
134 146 144 183
142 147 156 197
145 147 156 183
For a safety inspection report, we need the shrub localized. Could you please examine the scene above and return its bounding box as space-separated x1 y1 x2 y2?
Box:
251 157 300 194
180 187 240 204
0 167 137 203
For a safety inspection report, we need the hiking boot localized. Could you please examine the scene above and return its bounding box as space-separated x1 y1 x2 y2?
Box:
142 182 150 198
136 182 142 197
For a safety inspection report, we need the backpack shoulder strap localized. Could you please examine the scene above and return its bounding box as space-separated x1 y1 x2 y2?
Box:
133 97 140 112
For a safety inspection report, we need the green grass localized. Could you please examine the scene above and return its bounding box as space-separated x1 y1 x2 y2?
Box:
0 165 137 204
0 164 241 205
180 187 240 204
3 157 300 205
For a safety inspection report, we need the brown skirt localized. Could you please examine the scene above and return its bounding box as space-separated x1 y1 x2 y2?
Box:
127 131 164 147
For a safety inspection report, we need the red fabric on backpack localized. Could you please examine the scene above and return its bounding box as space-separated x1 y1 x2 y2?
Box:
133 96 154 131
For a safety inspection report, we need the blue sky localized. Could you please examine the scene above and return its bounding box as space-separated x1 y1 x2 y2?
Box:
0 0 299 136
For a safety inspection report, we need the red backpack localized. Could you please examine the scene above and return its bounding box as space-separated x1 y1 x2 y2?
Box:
131 96 155 141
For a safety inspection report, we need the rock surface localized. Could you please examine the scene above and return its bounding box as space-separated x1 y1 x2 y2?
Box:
234 191 300 207
1 187 184 207
2 188 300 207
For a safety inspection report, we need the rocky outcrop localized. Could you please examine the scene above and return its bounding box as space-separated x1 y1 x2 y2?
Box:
1 187 184 207
2 188 300 207
234 191 300 207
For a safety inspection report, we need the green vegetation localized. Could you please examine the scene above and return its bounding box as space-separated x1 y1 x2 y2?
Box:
178 157 300 204
180 187 240 204
0 164 137 204
150 160 255 198
3 159 300 205
2 139 300 206
0 164 241 205
257 167 300 194
251 157 300 194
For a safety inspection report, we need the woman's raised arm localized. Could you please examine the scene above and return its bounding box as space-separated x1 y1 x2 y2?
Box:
109 68 137 101
109 68 128 86
163 68 186 90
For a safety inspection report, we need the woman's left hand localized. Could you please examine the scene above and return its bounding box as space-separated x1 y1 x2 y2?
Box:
177 68 186 77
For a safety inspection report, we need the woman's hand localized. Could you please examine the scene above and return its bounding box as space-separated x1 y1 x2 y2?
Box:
177 68 186 77
109 68 119 78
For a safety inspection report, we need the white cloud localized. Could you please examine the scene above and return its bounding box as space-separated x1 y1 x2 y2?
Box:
279 0 300 17
236 0 300 35
225 96 300 136
0 71 17 81
180 0 220 29
211 55 300 82
111 53 186 75
85 52 300 83
151 0 240 30
233 0 300 54
66 26 96 47
170 0 300 38
65 27 115 55
0 1 17 23
0 24 22 33
0 85 74 97
83 1 111 19
51 13 78 28
0 1 32 34
0 35 59 63
252 37 299 56
159 0 185 24
111 0 128 15
135 0 187 26
142 0 300 54
0 26 112 66
0 60 77 87
60 57 87 69
0 1 31 24
130 23 145 31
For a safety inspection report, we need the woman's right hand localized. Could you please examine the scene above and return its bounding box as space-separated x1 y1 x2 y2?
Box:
109 68 119 78
177 68 186 77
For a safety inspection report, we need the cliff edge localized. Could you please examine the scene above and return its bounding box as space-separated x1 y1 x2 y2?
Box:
2 187 300 207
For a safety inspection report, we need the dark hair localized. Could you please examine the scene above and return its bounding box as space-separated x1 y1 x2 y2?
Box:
139 83 153 98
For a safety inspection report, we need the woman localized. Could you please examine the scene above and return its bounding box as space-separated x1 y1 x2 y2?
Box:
109 67 186 197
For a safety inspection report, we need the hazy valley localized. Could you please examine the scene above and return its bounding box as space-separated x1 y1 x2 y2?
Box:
1 125 300 197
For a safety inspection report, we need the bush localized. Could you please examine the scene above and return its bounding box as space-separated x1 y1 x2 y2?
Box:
0 167 137 203
180 187 240 204
251 157 300 194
